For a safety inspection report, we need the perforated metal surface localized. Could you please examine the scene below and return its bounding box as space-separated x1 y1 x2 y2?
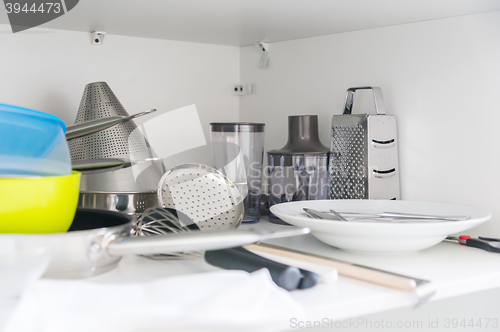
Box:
329 125 367 199
69 82 150 160
157 164 244 230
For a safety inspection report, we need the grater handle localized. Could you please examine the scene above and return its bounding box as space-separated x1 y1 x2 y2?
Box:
343 87 386 115
373 168 397 178
372 139 395 148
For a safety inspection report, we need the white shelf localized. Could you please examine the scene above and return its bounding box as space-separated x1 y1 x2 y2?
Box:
2 217 500 330
252 219 500 321
244 220 500 320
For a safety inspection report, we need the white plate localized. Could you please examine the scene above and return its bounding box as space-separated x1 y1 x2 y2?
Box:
270 200 492 255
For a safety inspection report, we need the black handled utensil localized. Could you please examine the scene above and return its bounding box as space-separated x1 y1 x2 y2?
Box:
446 235 500 253
205 246 320 291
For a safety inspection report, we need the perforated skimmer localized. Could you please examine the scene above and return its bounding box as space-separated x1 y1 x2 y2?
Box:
157 164 244 230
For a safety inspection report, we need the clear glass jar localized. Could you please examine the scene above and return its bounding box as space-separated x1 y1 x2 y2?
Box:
210 123 265 223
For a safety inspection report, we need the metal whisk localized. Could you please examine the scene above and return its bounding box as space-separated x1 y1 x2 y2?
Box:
134 207 199 237
133 207 204 259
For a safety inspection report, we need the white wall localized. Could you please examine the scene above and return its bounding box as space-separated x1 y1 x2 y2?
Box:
240 11 500 236
0 24 240 167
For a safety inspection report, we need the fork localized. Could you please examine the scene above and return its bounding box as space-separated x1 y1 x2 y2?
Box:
303 208 344 221
303 208 468 223
333 210 470 221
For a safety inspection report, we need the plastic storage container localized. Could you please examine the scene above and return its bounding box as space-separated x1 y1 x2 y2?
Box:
0 104 71 176
210 123 265 223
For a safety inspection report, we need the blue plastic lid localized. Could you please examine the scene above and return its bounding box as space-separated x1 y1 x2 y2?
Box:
0 103 67 133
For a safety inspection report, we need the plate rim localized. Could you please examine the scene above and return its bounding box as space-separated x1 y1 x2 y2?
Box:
270 199 492 230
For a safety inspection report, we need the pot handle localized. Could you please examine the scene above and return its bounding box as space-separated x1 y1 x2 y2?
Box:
106 228 309 257
66 109 156 140
343 87 386 115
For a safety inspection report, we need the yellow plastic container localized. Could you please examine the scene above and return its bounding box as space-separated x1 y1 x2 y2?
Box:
0 171 81 234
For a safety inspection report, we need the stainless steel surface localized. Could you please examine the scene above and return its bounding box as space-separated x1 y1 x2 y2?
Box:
78 191 158 215
444 236 463 243
336 211 470 221
157 163 244 229
134 208 195 237
328 209 347 221
134 207 309 262
42 208 309 279
210 122 265 132
303 208 466 223
134 206 236 260
69 81 165 192
42 209 133 279
329 86 400 200
136 206 238 236
107 227 310 256
73 158 162 173
65 109 156 140
253 227 310 241
71 158 128 171
79 165 164 193
303 208 344 221
69 82 152 160
344 86 386 115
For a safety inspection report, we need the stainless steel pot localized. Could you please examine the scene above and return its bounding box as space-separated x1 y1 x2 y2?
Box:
77 191 157 215
42 209 309 279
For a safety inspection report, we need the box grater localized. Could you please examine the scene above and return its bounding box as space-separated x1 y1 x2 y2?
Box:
329 87 400 200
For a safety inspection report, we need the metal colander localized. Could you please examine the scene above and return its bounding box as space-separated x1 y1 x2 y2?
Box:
70 81 165 194
157 163 244 230
69 82 150 160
